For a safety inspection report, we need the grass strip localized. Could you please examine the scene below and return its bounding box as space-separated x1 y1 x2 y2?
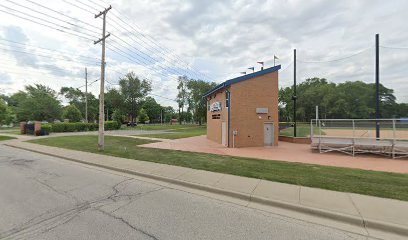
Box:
29 135 408 201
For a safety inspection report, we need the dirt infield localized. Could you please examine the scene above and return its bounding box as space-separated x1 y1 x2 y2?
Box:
322 129 408 139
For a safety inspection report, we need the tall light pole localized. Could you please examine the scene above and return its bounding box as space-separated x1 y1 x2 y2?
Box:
293 49 297 137
85 67 88 123
375 34 380 139
94 5 112 151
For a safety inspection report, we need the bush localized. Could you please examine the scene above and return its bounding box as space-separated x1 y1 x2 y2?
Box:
105 121 120 130
45 122 118 133
138 108 149 123
41 124 52 133
112 109 124 124
51 123 66 132
62 105 82 122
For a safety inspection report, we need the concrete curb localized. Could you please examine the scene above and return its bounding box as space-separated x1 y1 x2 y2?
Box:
5 143 408 238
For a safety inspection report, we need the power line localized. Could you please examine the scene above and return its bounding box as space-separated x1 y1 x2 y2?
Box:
104 79 177 102
5 0 100 36
77 78 100 89
61 0 95 14
0 38 99 62
0 3 98 39
0 63 85 79
296 47 372 63
380 45 408 50
23 0 101 32
0 68 83 83
109 34 190 78
0 45 98 66
71 0 99 12
107 19 203 80
93 0 215 81
148 93 177 102
105 43 180 82
0 8 95 42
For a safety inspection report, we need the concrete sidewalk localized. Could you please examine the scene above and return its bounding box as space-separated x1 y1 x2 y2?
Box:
4 140 408 239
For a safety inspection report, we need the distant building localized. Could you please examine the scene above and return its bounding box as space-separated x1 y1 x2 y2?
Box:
203 65 281 148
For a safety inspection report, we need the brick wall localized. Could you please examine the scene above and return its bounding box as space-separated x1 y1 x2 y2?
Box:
206 90 228 145
229 71 279 147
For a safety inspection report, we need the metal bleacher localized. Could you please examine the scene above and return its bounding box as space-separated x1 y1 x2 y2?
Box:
310 119 408 159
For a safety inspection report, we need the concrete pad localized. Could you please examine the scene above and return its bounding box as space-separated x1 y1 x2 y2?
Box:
350 193 408 226
177 170 224 186
150 164 192 179
141 135 408 174
252 180 300 204
300 187 360 216
214 174 260 194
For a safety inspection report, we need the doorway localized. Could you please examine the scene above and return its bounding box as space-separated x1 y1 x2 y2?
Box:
264 122 274 146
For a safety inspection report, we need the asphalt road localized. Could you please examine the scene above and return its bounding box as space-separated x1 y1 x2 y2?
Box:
0 144 369 240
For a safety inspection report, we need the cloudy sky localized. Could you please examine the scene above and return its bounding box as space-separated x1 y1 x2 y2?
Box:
0 0 408 108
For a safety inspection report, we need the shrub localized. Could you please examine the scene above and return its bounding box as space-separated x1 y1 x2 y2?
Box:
112 109 124 124
88 123 98 131
51 123 66 132
105 121 120 130
41 124 52 133
46 122 118 133
62 105 82 122
138 108 149 123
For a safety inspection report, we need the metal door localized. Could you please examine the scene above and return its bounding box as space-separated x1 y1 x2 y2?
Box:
264 123 274 146
221 122 227 146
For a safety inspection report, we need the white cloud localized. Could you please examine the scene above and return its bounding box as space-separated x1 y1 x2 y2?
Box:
0 0 407 107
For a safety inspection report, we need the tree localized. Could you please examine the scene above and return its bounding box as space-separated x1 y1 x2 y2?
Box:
278 78 402 121
15 84 62 122
138 108 149 123
112 109 124 124
0 95 15 126
105 88 124 115
176 76 189 124
119 72 152 122
60 87 99 122
163 106 176 123
62 105 82 122
142 97 162 123
186 79 217 125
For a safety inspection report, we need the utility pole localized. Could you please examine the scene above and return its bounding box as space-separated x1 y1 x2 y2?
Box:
160 108 163 125
85 67 88 123
375 34 380 139
292 49 297 137
94 5 112 151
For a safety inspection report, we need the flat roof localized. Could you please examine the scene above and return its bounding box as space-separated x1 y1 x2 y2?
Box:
203 65 281 98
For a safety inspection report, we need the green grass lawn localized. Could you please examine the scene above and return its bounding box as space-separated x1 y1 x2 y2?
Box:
29 135 408 201
279 124 321 137
0 127 19 130
0 135 17 141
121 124 202 131
142 126 207 139
4 131 21 135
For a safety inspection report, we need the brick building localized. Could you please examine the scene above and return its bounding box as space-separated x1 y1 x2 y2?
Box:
203 65 281 148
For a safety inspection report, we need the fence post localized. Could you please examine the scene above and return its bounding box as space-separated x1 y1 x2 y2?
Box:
319 119 322 136
352 120 355 138
310 119 313 138
392 119 396 158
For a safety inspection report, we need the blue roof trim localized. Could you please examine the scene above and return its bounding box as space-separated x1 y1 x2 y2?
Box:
203 65 281 98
